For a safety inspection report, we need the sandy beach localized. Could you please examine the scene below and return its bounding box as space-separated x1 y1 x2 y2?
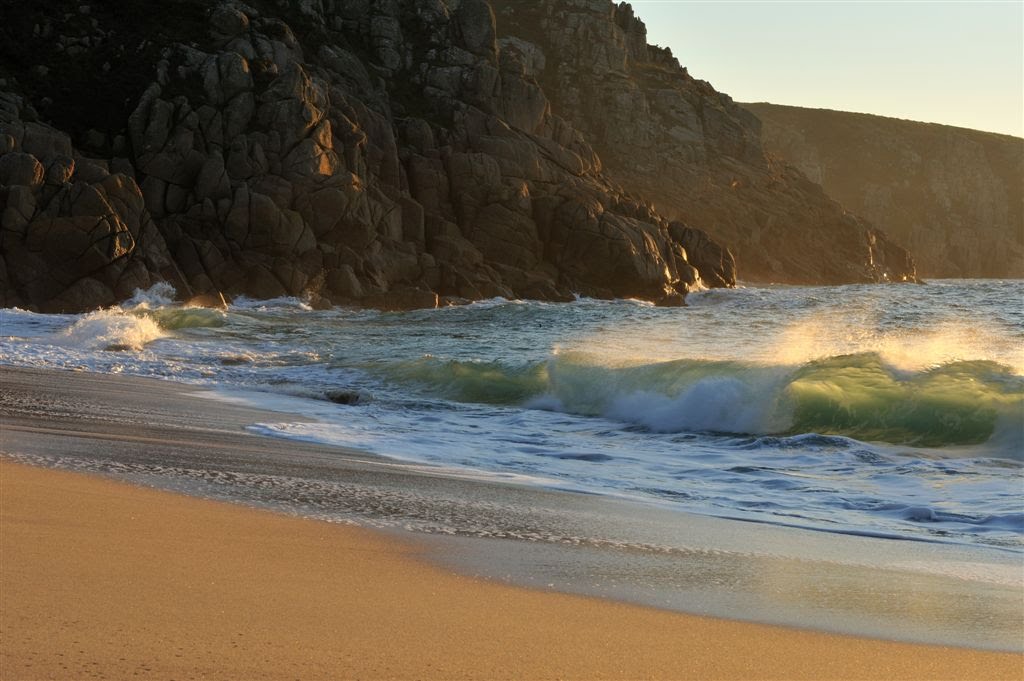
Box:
2 462 1021 681
1 367 1022 679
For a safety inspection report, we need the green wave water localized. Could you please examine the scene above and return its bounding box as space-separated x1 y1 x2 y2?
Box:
382 357 549 405
789 355 1022 447
379 352 1024 450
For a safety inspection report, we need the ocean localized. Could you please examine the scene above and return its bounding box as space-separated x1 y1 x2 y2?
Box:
4 278 1024 650
2 279 1022 552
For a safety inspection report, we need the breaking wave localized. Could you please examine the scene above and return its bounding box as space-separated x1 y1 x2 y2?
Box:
381 352 1024 452
60 309 167 351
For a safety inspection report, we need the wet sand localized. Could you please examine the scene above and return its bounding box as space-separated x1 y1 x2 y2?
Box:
4 462 1023 680
1 366 1022 679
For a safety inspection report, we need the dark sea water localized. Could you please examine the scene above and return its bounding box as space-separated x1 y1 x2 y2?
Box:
2 280 1022 552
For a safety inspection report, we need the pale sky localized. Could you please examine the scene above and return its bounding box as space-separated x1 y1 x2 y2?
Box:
633 1 1024 137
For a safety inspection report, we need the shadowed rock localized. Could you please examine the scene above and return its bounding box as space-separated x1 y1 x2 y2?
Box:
0 92 182 311
492 1 917 285
2 0 919 313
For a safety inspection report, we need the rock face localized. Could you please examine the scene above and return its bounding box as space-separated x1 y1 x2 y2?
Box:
0 0 913 312
0 93 181 311
745 103 1023 279
493 1 917 285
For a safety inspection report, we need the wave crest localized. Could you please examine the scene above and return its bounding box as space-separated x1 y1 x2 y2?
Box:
61 309 166 351
382 352 1023 451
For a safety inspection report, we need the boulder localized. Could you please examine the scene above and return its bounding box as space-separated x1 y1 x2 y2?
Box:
210 7 250 39
669 222 736 288
326 264 363 299
0 152 43 188
44 155 75 185
455 0 498 60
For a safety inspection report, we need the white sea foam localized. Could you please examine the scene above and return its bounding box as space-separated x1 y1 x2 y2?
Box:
122 281 178 310
464 296 516 309
19 283 180 354
59 309 166 351
603 376 789 434
229 295 313 311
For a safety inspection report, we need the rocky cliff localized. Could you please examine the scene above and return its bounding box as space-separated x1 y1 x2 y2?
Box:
0 0 913 313
493 1 917 285
746 103 1024 279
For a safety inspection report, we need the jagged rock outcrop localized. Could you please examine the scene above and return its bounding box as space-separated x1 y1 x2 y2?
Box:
0 92 181 311
745 103 1023 279
493 1 917 285
0 0 734 312
1 0 914 313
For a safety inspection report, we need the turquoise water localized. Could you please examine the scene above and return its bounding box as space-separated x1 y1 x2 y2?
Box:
2 279 1022 550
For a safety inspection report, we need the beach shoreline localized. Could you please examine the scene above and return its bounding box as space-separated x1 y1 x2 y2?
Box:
1 365 1023 678
4 460 1023 680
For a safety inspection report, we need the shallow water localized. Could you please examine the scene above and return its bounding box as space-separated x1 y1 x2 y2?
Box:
2 280 1022 551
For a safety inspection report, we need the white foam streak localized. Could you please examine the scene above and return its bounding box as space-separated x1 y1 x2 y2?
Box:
228 295 313 311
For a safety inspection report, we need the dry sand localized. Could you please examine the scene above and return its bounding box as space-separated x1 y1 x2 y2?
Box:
2 460 1021 681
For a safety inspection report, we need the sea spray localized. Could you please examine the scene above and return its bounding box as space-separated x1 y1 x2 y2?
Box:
60 308 166 352
54 283 235 351
769 314 1024 374
122 281 177 309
